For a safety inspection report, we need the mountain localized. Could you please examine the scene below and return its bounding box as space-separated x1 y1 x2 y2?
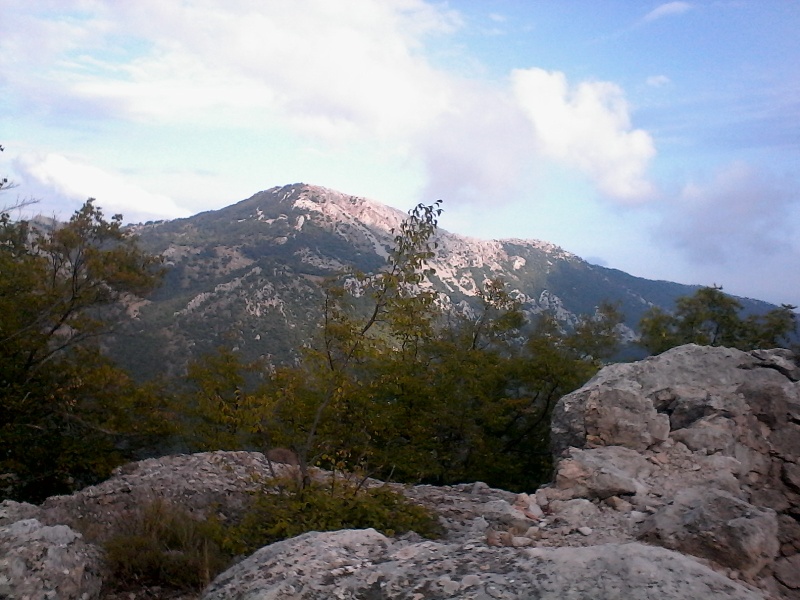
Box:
110 183 773 380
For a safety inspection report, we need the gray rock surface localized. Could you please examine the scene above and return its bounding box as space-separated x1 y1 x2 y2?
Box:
549 344 800 599
202 528 764 600
639 487 780 578
0 518 103 600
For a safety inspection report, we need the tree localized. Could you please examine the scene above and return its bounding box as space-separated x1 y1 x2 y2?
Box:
181 201 624 492
257 251 622 491
276 200 445 482
639 285 797 355
180 347 268 451
0 200 167 501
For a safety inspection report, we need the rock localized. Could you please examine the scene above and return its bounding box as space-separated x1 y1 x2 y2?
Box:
481 499 534 530
0 518 103 600
201 529 765 600
671 416 737 453
639 487 779 578
749 348 800 382
774 554 800 589
555 446 649 499
0 500 42 526
605 496 633 512
548 343 799 597
772 424 800 463
39 451 299 542
550 498 600 528
552 387 670 454
577 526 593 536
783 463 800 493
777 514 800 552
511 535 533 547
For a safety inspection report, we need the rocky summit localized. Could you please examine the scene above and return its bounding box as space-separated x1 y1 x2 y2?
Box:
1 343 798 599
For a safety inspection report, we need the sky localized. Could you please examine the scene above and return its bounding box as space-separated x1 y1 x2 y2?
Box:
1 1 799 307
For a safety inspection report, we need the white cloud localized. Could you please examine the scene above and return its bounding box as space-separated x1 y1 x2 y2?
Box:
2 1 459 140
511 68 656 202
643 2 693 23
2 2 661 209
418 83 538 204
15 153 192 222
657 162 798 263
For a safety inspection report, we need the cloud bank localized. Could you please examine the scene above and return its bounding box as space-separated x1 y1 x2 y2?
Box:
15 153 191 222
512 68 656 202
658 162 798 263
1 0 657 211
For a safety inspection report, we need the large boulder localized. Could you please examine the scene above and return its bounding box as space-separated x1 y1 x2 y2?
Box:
39 450 299 543
639 487 779 578
548 344 800 599
201 528 765 600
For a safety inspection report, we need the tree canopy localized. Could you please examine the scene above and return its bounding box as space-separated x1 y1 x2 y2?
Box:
181 202 623 492
0 200 168 501
639 285 797 355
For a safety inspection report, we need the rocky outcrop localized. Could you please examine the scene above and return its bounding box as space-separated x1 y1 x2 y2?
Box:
1 344 797 599
203 529 763 600
550 344 800 598
0 517 103 600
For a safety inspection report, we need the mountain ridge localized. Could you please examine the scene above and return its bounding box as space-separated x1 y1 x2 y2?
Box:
112 183 774 379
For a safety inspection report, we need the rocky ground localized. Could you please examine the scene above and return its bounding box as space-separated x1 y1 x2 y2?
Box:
1 344 798 599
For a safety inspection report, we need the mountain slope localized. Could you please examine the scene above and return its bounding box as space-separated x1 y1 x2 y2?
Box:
111 183 773 379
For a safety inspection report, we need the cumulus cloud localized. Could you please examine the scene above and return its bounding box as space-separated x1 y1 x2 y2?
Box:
511 68 656 202
418 83 538 204
2 1 659 209
15 153 192 223
657 162 798 263
642 2 693 23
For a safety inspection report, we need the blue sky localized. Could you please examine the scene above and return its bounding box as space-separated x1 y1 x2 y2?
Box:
1 1 799 306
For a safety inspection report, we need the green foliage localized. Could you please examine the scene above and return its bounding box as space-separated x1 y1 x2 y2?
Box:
173 202 623 492
639 285 797 354
225 476 442 556
103 499 231 592
250 205 622 491
102 478 438 592
179 347 270 451
0 200 168 501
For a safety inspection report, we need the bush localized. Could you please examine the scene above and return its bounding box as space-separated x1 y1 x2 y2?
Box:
103 499 231 591
102 477 441 592
224 476 443 555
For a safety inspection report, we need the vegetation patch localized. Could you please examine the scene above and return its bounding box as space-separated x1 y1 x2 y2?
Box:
101 475 441 592
103 499 230 591
224 476 443 556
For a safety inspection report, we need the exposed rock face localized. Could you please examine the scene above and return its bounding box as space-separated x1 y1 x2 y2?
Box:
39 451 301 542
1 344 796 599
0 517 103 600
550 344 800 599
202 529 764 600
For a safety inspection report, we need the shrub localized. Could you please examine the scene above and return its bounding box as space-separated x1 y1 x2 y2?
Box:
103 499 231 591
224 476 442 555
102 476 441 591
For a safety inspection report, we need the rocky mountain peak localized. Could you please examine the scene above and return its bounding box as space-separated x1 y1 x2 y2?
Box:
113 183 778 379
